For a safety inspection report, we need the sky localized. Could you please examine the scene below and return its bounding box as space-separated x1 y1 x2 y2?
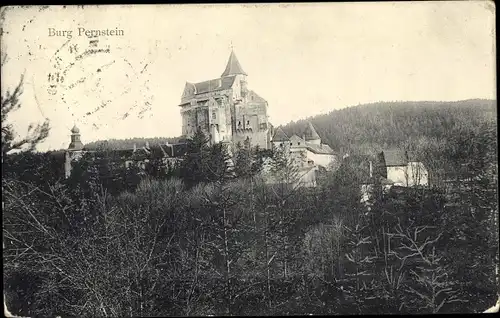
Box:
0 2 496 151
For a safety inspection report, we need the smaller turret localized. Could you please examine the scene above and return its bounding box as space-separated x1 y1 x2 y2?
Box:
68 125 84 151
303 122 321 145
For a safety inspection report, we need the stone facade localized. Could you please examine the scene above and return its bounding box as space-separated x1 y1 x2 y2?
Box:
179 51 271 150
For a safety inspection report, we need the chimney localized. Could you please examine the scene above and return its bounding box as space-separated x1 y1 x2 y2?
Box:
369 160 373 178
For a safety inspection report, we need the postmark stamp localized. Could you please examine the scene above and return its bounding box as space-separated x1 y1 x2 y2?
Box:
41 31 153 130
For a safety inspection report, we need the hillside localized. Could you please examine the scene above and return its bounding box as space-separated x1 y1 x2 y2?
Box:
280 99 496 154
83 99 496 153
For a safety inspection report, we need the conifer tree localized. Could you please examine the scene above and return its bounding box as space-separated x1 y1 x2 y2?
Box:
180 128 211 187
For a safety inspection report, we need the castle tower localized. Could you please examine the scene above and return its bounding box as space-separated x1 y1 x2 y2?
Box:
303 122 321 145
179 50 271 150
68 125 84 151
65 125 84 179
221 50 248 77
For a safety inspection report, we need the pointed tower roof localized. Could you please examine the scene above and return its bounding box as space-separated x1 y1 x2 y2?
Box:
71 124 80 134
221 50 248 77
272 127 289 142
303 122 320 141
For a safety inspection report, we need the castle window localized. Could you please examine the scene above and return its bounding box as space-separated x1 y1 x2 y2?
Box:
298 142 300 145
246 120 250 125
238 121 241 127
280 143 283 147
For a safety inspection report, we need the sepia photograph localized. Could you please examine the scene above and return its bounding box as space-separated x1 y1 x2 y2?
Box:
1 2 498 317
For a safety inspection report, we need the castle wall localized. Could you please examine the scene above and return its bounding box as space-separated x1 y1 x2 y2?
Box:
233 129 269 150
181 89 233 140
235 102 268 131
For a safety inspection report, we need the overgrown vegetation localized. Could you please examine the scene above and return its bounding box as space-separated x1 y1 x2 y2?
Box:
2 99 498 316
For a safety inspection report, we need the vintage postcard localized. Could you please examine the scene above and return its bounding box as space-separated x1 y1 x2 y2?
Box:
1 2 498 317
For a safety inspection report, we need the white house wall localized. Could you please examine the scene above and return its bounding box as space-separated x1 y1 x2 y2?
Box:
407 161 429 186
387 166 408 186
386 162 429 187
305 151 336 171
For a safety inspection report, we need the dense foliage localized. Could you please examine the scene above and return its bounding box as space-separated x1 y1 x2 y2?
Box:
2 100 498 316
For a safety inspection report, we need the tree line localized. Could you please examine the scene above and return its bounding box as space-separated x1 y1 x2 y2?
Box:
3 119 498 316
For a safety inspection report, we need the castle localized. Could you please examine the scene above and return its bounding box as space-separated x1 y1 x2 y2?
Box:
179 50 272 150
62 51 337 186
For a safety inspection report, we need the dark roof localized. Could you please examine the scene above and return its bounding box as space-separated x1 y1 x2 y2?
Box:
304 143 334 155
272 127 289 142
68 140 84 151
303 122 320 141
221 50 247 77
99 143 188 160
381 150 408 166
193 76 236 95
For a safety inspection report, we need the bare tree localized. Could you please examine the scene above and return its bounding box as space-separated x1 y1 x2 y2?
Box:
389 220 467 313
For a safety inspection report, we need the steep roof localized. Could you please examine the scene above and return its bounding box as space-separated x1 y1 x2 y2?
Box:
221 50 247 77
272 127 289 142
303 122 320 141
381 150 408 166
193 76 236 94
289 134 306 144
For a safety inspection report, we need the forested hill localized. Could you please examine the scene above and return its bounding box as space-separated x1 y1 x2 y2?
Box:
83 99 496 152
280 99 496 154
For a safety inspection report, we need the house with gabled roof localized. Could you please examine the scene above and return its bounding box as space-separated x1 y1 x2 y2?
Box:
377 149 428 187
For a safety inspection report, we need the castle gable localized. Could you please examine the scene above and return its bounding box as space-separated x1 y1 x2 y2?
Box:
182 82 197 99
290 134 306 146
247 90 267 104
303 122 320 141
272 127 289 142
